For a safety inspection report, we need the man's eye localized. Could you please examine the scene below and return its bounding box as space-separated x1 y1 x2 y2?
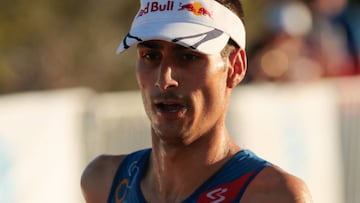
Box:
142 52 161 61
181 53 199 61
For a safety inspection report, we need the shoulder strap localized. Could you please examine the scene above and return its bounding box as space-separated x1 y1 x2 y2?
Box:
184 150 271 203
107 148 151 203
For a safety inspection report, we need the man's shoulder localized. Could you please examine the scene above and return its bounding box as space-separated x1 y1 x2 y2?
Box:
81 154 126 183
240 165 313 203
80 154 126 203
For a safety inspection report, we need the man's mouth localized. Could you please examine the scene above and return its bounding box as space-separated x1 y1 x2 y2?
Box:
155 102 186 113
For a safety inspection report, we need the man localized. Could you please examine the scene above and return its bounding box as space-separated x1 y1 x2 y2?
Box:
81 0 313 202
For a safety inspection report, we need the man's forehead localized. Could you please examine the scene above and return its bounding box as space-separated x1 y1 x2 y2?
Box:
137 40 194 51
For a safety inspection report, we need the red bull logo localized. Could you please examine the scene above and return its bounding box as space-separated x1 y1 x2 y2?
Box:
178 2 212 18
136 1 212 19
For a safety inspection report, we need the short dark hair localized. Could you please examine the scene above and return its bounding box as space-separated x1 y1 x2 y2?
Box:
215 0 245 56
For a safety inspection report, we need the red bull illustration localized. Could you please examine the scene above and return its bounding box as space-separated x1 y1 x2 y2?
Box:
178 2 212 18
178 3 195 12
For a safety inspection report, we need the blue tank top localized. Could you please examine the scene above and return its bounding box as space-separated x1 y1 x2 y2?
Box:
107 149 270 203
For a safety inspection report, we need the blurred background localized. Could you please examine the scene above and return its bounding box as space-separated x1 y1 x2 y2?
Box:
0 0 359 202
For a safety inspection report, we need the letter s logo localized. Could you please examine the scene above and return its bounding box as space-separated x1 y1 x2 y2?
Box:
206 187 228 203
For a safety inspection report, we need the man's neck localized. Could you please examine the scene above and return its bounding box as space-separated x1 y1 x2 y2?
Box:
140 130 241 203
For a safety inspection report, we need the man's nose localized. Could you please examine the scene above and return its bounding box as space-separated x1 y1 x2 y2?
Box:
155 63 179 91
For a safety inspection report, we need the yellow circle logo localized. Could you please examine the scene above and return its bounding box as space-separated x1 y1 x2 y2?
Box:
115 179 129 203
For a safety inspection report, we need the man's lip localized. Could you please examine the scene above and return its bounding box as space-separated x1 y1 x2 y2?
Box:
153 99 185 106
154 101 186 110
153 99 187 116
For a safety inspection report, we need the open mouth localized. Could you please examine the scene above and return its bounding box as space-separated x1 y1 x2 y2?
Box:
155 102 186 113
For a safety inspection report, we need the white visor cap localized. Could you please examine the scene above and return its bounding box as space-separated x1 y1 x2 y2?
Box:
116 0 246 55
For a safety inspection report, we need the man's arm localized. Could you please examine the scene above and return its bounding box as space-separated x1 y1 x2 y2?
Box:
240 166 313 203
81 155 125 203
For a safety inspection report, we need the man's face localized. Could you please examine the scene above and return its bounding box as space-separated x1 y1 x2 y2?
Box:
136 40 231 144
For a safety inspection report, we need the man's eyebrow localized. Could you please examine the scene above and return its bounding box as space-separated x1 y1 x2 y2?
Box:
137 41 192 51
137 41 163 49
174 44 192 51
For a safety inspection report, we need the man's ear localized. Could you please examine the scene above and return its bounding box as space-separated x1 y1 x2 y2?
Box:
227 48 247 88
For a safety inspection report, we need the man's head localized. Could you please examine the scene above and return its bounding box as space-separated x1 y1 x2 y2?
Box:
117 0 247 142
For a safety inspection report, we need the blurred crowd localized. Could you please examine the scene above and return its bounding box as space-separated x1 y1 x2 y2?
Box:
246 0 360 83
0 0 359 94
